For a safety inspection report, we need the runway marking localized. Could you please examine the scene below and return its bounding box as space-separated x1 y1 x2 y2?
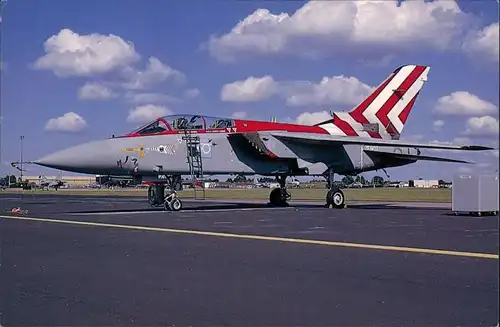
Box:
0 214 498 260
468 229 499 233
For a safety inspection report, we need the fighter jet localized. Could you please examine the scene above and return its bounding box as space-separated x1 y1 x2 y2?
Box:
32 64 494 211
34 175 65 190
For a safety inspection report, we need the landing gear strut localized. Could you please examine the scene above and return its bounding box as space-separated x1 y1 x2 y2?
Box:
325 169 346 209
147 175 183 211
269 175 290 206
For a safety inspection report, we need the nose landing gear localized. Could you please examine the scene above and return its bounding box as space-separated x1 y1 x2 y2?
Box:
147 175 183 211
163 192 183 211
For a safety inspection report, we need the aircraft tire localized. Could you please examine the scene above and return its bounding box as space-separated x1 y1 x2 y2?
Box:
269 188 288 206
148 185 163 206
326 187 345 209
170 198 182 211
148 186 157 205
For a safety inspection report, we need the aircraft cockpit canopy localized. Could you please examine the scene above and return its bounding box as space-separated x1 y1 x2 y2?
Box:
130 114 236 136
164 115 205 130
135 119 169 135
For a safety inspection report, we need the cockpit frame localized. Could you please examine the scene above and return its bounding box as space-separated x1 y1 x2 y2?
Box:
128 114 236 136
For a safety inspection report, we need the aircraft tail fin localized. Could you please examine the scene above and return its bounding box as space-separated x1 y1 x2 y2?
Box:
315 65 430 140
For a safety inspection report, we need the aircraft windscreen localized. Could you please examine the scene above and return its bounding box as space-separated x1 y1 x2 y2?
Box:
136 119 169 135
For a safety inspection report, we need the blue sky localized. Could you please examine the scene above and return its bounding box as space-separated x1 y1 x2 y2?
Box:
0 0 498 181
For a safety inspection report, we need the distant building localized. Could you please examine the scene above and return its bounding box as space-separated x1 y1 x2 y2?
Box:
388 181 409 188
412 179 439 188
399 181 410 188
23 175 95 187
203 182 217 188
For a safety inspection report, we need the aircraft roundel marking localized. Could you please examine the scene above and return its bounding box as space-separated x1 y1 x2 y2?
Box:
201 143 211 154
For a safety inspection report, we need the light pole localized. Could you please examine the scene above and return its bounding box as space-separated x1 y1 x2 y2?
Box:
0 0 6 172
20 135 24 182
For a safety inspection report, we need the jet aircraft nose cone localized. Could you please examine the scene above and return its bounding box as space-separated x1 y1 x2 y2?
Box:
34 140 115 174
35 149 76 169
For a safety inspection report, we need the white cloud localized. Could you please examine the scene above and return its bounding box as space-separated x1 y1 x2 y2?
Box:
221 74 373 107
34 29 140 77
459 158 499 173
184 88 200 99
434 91 498 116
207 0 470 62
433 120 444 131
401 134 424 142
477 162 492 168
429 139 452 146
462 22 499 63
126 104 172 124
427 137 472 152
464 116 499 136
78 82 116 100
33 29 189 96
283 76 373 107
452 137 472 145
295 111 332 125
45 112 87 133
122 57 185 90
125 92 181 104
231 111 247 119
221 76 277 102
457 166 473 173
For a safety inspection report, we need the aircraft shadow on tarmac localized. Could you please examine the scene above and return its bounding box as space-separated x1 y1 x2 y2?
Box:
66 202 444 214
68 202 321 214
442 211 499 217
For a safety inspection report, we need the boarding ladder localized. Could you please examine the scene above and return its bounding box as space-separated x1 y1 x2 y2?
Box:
182 130 206 200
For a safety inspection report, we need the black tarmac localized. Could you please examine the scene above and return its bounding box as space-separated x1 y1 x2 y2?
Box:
0 193 498 326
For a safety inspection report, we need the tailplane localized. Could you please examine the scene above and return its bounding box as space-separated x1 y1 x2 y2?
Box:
316 65 430 139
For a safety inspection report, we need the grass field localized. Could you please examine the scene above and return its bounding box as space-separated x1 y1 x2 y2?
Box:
2 187 452 203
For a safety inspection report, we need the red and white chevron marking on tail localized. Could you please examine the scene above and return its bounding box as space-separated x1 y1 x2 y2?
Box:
317 65 430 139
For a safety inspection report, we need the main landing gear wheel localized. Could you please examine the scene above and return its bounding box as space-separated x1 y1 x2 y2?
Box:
148 185 165 206
268 175 291 207
326 187 345 209
269 187 290 207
